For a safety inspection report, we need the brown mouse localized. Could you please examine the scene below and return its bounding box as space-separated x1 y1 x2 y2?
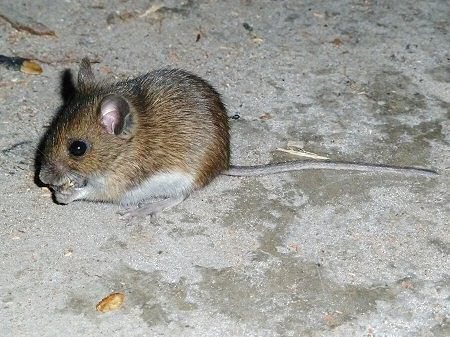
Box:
38 58 437 217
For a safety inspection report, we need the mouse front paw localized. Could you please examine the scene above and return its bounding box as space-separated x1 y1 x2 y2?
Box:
53 186 89 204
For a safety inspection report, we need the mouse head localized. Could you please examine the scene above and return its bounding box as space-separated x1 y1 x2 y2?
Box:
39 58 137 204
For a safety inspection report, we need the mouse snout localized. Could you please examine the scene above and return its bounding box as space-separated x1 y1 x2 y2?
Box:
39 162 88 191
39 161 66 186
39 165 58 186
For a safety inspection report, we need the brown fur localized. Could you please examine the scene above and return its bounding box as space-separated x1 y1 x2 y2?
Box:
39 59 230 204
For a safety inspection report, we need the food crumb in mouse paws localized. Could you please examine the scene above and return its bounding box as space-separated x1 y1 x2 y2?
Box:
96 292 125 313
40 187 52 197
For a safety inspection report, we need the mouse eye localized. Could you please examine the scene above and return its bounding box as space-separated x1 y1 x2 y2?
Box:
68 140 89 157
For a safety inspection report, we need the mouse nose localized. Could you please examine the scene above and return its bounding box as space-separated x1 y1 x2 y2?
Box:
39 162 64 186
39 166 52 185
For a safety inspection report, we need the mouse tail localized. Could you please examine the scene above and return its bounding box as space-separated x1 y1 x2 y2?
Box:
222 161 438 177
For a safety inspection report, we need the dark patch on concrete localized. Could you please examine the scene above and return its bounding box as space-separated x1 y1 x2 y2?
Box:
430 320 450 337
375 119 444 163
256 221 289 258
369 71 427 115
99 235 128 252
109 265 197 327
64 295 98 318
142 303 170 325
284 127 325 148
288 172 380 207
266 79 286 94
220 179 306 229
439 100 450 119
220 162 414 225
314 86 342 109
429 238 450 256
275 102 313 118
177 213 203 225
427 65 450 83
385 119 442 142
285 13 300 22
196 258 396 335
169 225 208 239
220 180 284 227
1 292 14 303
63 265 198 327
284 169 393 209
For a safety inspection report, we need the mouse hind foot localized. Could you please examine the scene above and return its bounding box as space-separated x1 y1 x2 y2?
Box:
119 195 187 219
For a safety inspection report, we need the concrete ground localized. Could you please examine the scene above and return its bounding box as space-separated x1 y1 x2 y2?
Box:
0 0 449 336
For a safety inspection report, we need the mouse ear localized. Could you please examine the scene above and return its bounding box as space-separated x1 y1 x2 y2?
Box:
100 95 135 138
78 58 95 92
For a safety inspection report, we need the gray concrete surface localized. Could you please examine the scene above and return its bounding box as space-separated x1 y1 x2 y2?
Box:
0 0 449 336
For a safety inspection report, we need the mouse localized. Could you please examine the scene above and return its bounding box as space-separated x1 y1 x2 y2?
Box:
37 58 437 217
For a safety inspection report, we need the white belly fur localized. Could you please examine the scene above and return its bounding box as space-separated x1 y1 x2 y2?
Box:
120 171 195 205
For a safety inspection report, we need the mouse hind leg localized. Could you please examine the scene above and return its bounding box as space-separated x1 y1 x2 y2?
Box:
119 194 187 219
118 171 195 218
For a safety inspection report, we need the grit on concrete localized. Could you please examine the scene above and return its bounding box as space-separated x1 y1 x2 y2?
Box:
0 1 449 336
